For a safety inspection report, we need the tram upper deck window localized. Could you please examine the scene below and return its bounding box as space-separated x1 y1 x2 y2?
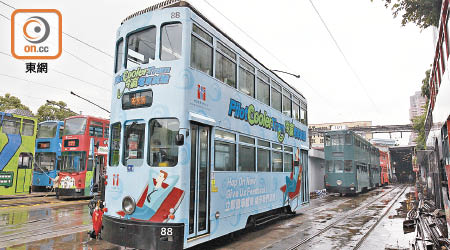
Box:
89 121 103 137
257 72 270 106
300 102 307 125
215 42 236 88
22 119 35 136
293 97 300 122
115 38 124 73
63 118 87 136
109 123 121 167
191 24 213 76
331 135 344 146
271 81 282 112
325 135 331 146
126 26 156 68
2 116 20 134
37 122 57 138
239 59 255 98
345 134 352 145
148 118 179 167
282 90 292 117
123 121 145 166
160 22 182 61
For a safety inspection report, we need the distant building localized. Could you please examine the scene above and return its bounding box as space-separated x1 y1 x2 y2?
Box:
309 121 373 148
409 91 427 145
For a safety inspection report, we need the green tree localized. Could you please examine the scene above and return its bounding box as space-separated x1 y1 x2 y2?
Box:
412 102 428 150
36 101 77 123
0 93 32 112
374 0 442 29
421 68 431 100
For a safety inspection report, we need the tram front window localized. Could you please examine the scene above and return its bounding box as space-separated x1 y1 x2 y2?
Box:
35 152 56 172
63 118 87 136
37 122 57 138
148 118 179 167
123 122 145 166
61 152 86 172
127 26 156 67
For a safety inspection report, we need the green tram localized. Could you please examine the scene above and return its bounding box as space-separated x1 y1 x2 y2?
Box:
0 110 37 195
324 130 381 195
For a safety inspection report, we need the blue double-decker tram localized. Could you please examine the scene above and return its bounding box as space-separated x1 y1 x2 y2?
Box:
32 121 64 191
101 1 309 249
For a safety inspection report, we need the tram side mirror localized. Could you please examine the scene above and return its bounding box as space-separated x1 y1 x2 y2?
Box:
175 133 184 146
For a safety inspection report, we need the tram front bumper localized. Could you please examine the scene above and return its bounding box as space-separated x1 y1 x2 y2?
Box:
102 214 184 250
326 185 356 194
55 188 86 198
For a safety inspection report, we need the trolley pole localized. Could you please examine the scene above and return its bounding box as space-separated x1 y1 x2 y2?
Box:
70 91 110 114
271 69 301 79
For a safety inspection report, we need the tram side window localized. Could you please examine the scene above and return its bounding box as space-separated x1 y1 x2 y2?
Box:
257 72 270 106
115 38 124 73
282 90 292 118
271 81 282 112
148 119 179 167
18 153 33 169
126 26 156 68
191 24 213 76
89 122 103 137
59 126 64 139
160 22 182 61
110 123 121 167
272 151 283 172
326 160 333 172
22 119 35 136
123 121 145 166
2 117 20 134
325 135 331 146
215 42 236 88
239 59 255 98
344 160 352 172
293 97 300 122
257 139 270 172
214 129 236 171
300 103 307 125
345 134 352 145
238 135 255 172
283 152 293 173
104 126 109 138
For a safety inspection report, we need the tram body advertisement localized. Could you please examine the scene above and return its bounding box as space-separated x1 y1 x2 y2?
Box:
102 2 309 249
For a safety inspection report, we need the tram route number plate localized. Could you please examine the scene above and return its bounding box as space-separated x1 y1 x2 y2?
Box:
160 227 173 236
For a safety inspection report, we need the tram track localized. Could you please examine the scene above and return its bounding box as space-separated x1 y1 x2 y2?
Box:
352 185 408 250
284 185 405 250
0 203 92 248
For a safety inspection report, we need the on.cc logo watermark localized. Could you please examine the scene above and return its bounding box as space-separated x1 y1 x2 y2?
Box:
11 9 62 59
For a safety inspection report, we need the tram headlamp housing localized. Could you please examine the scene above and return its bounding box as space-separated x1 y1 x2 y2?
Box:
122 196 136 215
336 180 343 186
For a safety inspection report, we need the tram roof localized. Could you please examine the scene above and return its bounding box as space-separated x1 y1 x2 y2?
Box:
120 0 307 102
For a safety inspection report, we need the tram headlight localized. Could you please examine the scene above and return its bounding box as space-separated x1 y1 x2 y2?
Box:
336 180 343 186
122 196 136 215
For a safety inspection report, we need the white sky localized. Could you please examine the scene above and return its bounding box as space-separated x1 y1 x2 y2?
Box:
0 0 435 142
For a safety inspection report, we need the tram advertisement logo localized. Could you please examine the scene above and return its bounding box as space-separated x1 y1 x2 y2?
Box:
115 66 172 98
11 9 62 59
228 98 306 143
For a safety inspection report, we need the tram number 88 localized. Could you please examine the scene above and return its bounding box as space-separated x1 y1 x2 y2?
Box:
160 227 173 236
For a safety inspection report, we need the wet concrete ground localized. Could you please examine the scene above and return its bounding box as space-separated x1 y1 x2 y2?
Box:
0 185 412 250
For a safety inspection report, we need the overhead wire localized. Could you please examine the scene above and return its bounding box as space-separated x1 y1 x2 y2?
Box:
0 51 111 93
202 0 345 119
308 0 380 113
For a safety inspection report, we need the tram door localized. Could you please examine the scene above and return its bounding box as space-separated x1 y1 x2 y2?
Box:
188 124 210 238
